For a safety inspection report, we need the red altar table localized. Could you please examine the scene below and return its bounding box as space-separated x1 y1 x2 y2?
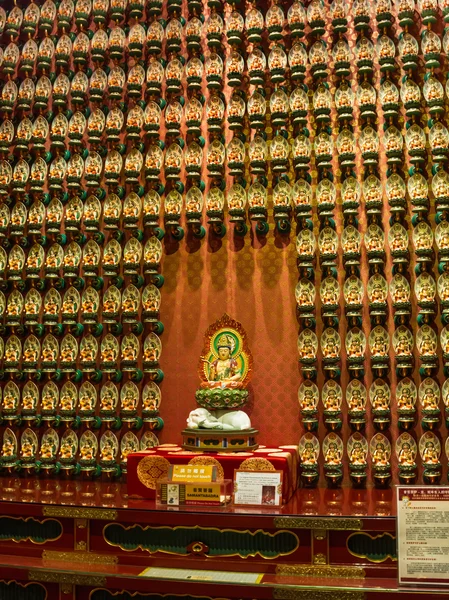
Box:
0 478 446 600
127 444 299 500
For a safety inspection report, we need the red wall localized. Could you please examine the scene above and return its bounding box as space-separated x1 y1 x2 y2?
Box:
159 231 300 446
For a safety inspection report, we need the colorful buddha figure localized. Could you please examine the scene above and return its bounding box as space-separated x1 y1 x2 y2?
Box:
301 441 318 465
101 335 117 364
188 315 253 433
22 384 37 411
20 430 37 459
121 437 137 462
40 435 57 460
420 332 437 355
372 386 389 411
59 434 77 461
394 326 413 355
321 276 340 306
323 387 340 411
143 396 157 411
321 329 340 360
80 437 96 462
207 334 241 383
41 383 58 412
347 331 365 359
324 441 342 465
2 386 18 411
422 440 440 464
348 387 365 412
298 330 318 361
420 380 439 410
100 384 117 412
121 383 138 412
372 442 389 466
100 439 115 462
397 383 416 411
398 442 415 467
2 436 15 458
300 388 317 410
79 386 95 412
349 441 367 466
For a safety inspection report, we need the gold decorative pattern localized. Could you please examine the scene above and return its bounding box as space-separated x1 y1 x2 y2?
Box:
0 580 48 600
274 518 363 531
28 571 106 587
313 530 327 541
137 455 171 489
239 457 275 471
42 507 117 520
43 551 118 565
313 553 327 565
61 583 73 595
273 590 365 600
76 519 88 529
276 565 366 579
188 456 225 481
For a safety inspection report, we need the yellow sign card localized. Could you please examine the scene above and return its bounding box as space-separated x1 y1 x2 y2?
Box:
171 465 215 482
185 483 221 505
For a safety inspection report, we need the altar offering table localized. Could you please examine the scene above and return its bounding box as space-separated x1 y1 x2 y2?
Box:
0 478 448 600
126 444 298 500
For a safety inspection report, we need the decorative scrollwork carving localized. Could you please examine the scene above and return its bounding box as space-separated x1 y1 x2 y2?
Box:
274 518 363 531
42 507 117 521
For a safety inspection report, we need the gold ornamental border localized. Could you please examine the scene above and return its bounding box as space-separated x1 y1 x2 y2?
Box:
103 523 299 560
137 455 171 489
276 564 366 579
346 532 397 563
42 550 118 565
1 579 48 600
42 507 118 520
273 590 365 600
240 457 275 471
90 590 231 600
28 570 106 587
274 518 363 531
0 516 63 545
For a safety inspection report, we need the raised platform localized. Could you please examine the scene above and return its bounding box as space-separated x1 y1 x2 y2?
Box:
0 478 445 600
126 445 296 500
181 428 259 452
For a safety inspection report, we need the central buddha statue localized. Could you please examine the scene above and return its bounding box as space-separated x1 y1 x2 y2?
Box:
184 315 257 446
201 333 243 388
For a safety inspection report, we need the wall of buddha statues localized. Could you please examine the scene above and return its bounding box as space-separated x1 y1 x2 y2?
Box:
0 0 448 486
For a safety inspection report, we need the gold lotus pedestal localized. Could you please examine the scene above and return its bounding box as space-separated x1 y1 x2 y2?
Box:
182 428 259 452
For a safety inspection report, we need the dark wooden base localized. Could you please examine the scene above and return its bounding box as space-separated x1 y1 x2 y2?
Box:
181 428 259 452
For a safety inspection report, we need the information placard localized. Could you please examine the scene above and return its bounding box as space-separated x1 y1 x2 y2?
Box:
233 470 283 506
171 465 215 482
397 486 449 586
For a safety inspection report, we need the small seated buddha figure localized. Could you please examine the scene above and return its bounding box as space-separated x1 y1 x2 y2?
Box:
398 442 415 467
301 441 318 465
372 442 389 466
324 441 342 465
350 442 367 466
422 441 439 465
